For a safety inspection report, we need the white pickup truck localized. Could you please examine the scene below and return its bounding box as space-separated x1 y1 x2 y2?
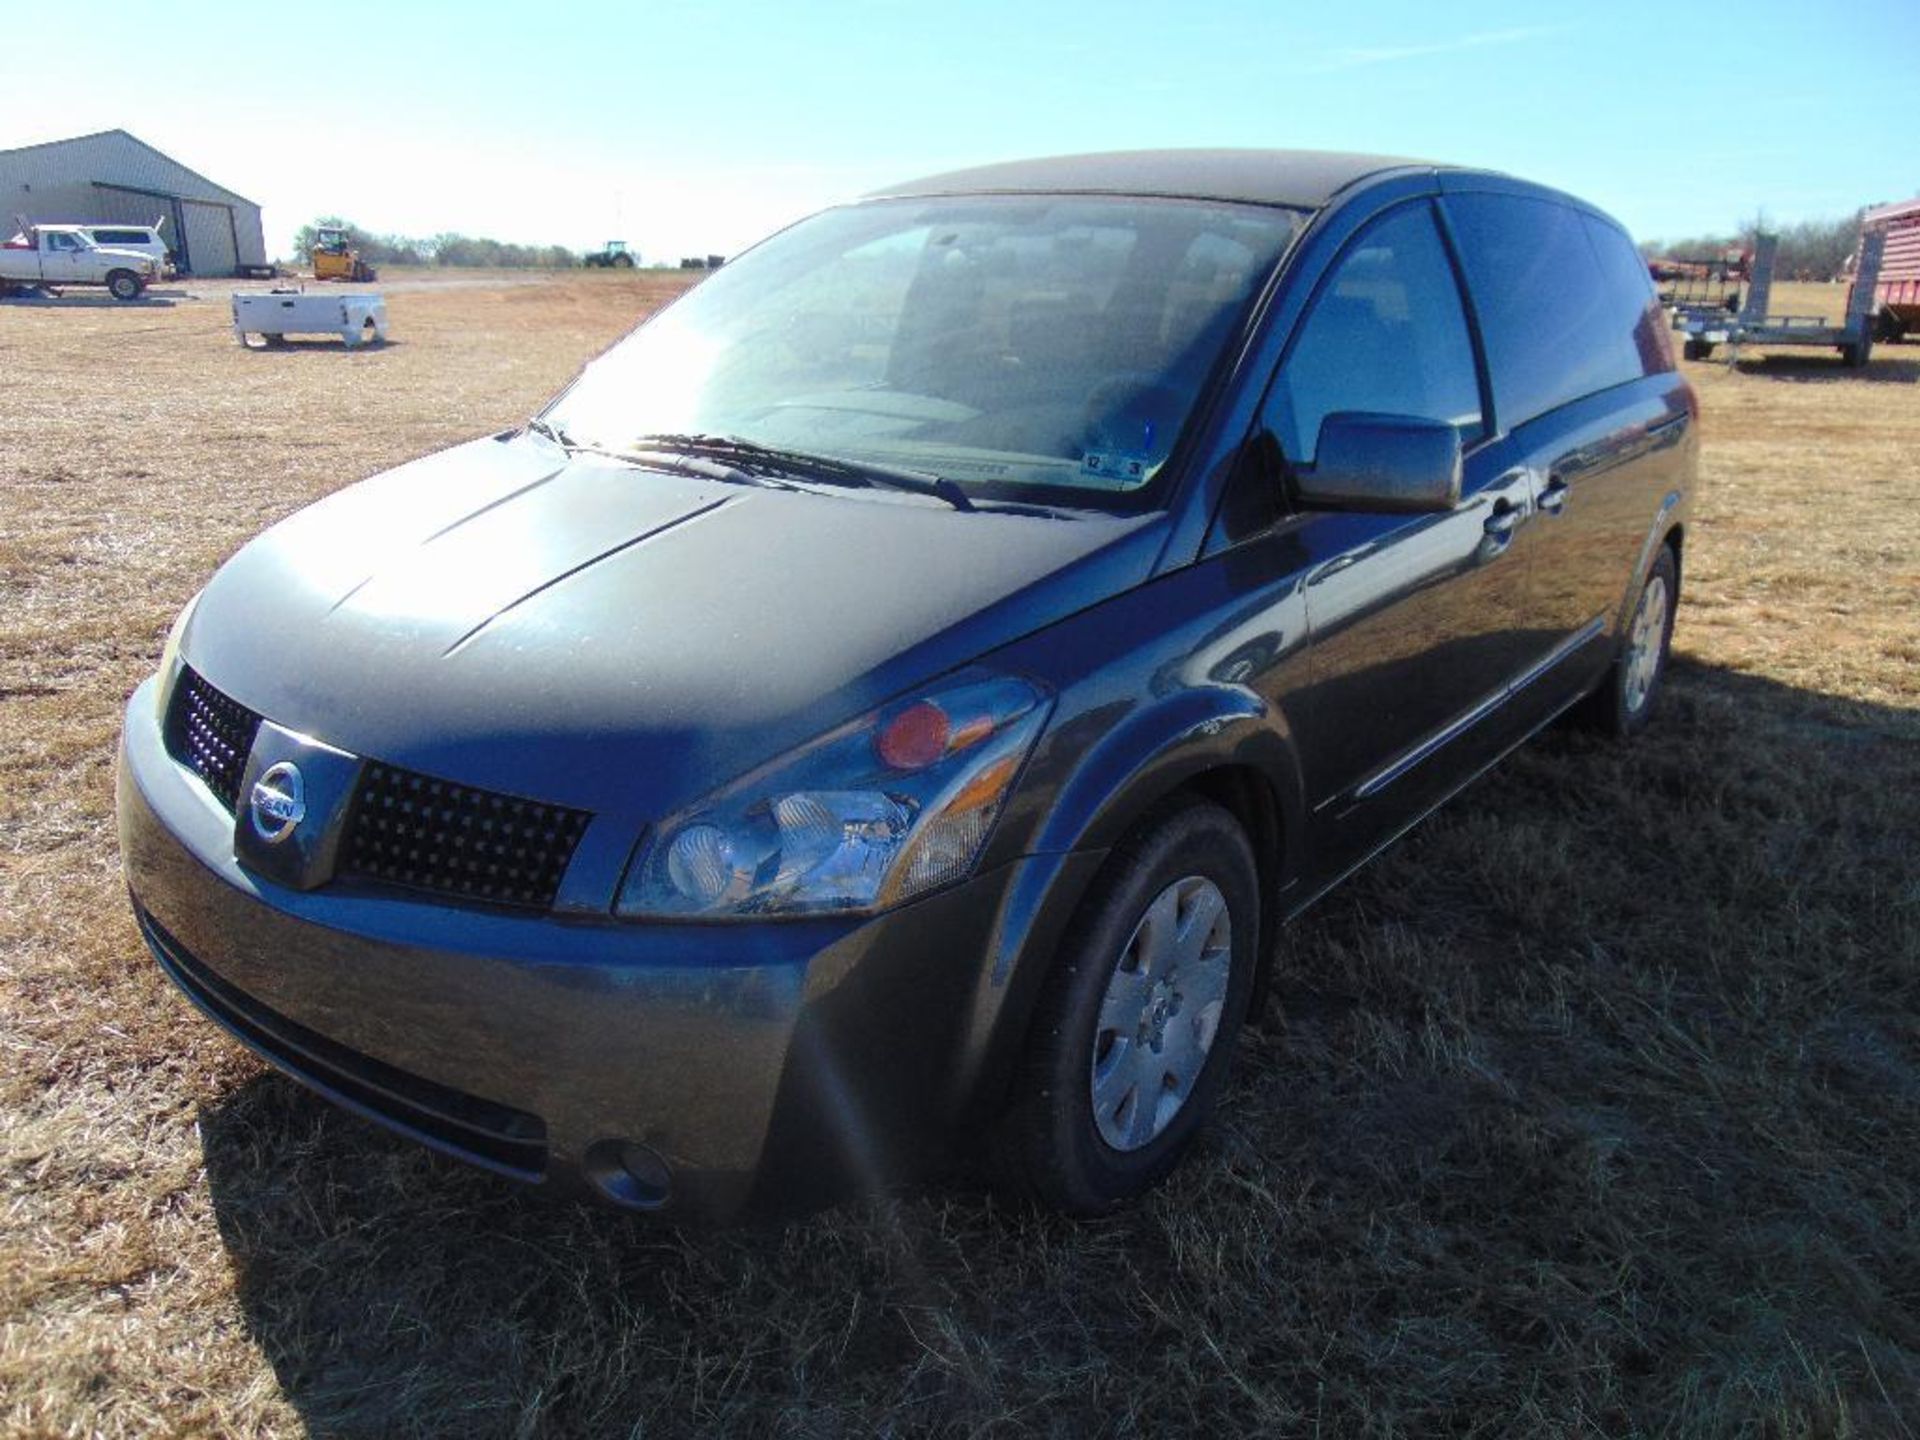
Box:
1 224 161 300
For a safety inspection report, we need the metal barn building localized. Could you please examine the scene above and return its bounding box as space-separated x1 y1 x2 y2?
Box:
0 129 266 276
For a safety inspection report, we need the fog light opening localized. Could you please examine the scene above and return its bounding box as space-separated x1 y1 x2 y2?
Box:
584 1139 673 1210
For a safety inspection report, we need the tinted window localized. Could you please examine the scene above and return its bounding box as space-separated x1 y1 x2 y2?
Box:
93 229 151 245
1266 203 1482 463
1582 214 1676 382
1444 193 1657 428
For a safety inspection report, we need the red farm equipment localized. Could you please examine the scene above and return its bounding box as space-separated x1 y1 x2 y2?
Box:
1860 195 1920 342
1650 247 1750 313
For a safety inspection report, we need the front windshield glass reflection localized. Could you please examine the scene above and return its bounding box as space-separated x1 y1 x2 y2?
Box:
546 195 1303 509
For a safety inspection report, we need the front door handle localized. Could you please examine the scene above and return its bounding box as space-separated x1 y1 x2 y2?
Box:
1484 501 1523 538
1538 479 1569 515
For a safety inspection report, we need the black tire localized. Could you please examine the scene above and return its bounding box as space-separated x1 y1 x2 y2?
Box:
1841 338 1871 368
1578 544 1678 738
1682 337 1713 361
991 800 1260 1215
613 253 635 269
106 270 142 302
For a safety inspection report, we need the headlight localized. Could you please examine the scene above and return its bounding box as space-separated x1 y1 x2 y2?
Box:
153 589 201 719
617 673 1051 920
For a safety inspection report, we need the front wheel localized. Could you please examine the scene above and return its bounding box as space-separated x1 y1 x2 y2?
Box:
992 800 1259 1214
107 270 143 302
1579 544 1677 738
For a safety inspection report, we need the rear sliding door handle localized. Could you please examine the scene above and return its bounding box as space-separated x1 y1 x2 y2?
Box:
1538 479 1569 515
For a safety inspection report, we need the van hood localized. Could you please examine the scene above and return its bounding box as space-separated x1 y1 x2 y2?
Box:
184 434 1161 819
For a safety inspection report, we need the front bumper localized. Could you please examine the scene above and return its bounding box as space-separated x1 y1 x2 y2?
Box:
118 676 1057 1218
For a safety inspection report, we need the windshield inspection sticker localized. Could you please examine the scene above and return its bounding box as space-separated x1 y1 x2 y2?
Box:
1081 450 1152 483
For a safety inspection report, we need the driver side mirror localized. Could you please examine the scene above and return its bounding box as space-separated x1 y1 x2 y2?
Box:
1291 411 1462 514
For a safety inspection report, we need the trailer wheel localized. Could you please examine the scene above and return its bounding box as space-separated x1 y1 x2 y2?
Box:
107 270 143 302
1683 338 1714 361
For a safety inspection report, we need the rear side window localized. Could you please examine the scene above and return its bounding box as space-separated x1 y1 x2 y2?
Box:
1266 202 1482 463
1581 214 1676 382
92 229 152 245
1444 192 1657 429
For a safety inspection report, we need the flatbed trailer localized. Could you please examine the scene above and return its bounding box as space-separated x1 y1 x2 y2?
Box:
1676 229 1885 367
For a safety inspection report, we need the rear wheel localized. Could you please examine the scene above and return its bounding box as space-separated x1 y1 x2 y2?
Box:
992 800 1259 1214
1579 545 1677 738
107 270 143 302
1682 337 1714 361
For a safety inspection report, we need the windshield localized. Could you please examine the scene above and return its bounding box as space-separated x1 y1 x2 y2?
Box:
544 195 1304 509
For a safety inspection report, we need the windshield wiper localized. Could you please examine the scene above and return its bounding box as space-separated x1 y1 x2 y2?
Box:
524 418 799 492
621 433 977 513
526 416 574 451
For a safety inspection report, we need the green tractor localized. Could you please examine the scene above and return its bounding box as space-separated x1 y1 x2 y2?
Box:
584 240 636 269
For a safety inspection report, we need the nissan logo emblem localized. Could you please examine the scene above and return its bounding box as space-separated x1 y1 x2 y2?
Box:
249 761 306 844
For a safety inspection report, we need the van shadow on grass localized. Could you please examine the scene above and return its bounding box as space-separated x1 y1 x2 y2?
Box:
194 659 1920 1439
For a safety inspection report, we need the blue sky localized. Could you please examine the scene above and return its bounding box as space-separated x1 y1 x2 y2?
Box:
6 0 1915 259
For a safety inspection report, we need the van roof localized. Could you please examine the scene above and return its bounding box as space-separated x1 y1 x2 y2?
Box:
871 148 1456 210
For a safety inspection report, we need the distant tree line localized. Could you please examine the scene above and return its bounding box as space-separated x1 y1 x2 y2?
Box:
290 218 580 269
1639 210 1863 280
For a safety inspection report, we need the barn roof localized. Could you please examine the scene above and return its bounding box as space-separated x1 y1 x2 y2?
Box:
0 129 258 209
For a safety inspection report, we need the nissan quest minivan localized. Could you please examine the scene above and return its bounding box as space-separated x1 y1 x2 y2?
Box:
119 150 1694 1217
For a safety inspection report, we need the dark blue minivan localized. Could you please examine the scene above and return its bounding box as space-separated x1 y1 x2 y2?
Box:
120 150 1693 1216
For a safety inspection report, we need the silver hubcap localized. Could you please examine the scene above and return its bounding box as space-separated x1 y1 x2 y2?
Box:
1624 573 1669 713
1089 875 1233 1152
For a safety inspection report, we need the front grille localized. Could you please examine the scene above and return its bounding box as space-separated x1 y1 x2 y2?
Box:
163 667 262 812
339 761 591 911
136 904 549 1180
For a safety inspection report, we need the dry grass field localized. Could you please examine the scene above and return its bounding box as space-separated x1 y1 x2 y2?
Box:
2 270 1916 1438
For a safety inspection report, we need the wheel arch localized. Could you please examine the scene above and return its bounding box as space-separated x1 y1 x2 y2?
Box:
954 696 1306 1124
1612 490 1688 645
